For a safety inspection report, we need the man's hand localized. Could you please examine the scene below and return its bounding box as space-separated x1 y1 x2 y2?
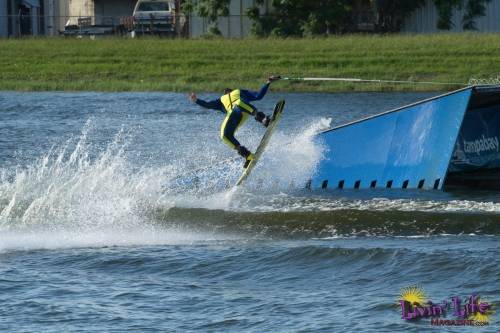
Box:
267 75 281 84
189 92 197 103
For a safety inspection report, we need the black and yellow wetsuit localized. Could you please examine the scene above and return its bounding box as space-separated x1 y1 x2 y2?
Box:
195 83 270 151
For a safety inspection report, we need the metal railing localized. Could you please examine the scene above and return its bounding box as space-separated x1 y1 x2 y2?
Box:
0 13 291 38
0 14 189 38
0 13 380 38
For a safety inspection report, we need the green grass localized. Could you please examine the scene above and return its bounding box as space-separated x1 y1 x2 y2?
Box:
1 34 499 92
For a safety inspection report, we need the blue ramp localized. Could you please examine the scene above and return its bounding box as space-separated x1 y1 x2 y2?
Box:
311 88 473 190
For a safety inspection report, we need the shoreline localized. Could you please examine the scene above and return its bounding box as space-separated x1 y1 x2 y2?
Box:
0 34 498 93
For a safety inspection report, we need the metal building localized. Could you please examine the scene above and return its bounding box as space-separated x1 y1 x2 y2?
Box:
0 0 72 37
0 1 7 37
403 0 500 33
0 0 43 37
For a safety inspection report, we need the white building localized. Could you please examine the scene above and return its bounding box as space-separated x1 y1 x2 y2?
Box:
64 0 136 26
56 0 137 32
0 0 138 37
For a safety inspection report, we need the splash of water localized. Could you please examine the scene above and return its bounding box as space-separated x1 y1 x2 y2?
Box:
159 117 332 205
0 117 331 251
227 117 332 191
0 120 168 231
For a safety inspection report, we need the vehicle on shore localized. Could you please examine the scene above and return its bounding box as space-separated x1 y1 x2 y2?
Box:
132 0 176 37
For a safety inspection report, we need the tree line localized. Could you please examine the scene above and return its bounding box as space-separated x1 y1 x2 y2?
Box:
182 0 492 36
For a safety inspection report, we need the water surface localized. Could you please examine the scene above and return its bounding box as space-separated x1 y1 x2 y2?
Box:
0 91 498 332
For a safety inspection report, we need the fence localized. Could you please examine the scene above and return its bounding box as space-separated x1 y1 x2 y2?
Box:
0 14 261 38
0 14 192 38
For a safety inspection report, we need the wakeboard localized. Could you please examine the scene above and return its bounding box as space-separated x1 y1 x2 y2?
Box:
235 100 285 186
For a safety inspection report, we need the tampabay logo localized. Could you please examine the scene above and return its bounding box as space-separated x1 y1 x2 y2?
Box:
463 135 499 156
398 286 493 324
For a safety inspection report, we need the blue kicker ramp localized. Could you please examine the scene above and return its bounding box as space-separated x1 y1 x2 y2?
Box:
311 88 473 190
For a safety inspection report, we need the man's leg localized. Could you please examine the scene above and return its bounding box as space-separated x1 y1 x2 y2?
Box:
220 108 253 165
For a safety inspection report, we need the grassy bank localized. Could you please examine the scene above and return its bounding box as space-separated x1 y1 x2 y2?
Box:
1 34 499 92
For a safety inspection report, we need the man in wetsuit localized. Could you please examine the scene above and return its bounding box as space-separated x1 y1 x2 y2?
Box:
189 76 281 167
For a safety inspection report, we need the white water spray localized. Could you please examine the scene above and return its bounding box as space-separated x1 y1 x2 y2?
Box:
0 117 330 251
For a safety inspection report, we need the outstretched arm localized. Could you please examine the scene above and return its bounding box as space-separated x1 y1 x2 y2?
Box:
240 75 281 102
189 92 224 113
241 83 269 102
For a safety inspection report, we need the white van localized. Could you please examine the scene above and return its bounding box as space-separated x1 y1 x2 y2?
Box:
132 0 176 36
